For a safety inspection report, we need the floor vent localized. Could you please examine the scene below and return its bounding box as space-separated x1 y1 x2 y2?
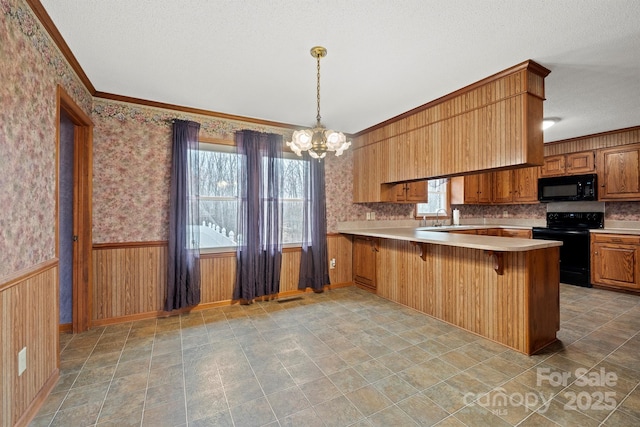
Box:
277 296 303 304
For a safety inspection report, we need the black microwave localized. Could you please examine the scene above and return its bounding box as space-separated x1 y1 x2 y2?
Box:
538 174 598 202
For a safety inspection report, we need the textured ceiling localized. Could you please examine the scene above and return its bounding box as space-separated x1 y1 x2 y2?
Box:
40 0 640 142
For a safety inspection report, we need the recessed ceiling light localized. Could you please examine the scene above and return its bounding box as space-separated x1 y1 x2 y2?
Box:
542 117 560 130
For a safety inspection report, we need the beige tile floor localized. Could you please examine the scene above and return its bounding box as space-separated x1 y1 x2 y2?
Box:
31 284 640 427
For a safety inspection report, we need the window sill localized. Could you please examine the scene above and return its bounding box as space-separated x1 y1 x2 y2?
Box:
199 242 304 255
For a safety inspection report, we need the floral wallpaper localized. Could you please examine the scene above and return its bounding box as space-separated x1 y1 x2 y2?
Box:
0 0 92 278
91 99 296 243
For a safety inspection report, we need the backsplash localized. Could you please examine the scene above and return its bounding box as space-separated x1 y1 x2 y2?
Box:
451 204 547 220
453 201 640 223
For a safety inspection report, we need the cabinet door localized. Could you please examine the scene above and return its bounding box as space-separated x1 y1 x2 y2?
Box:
566 151 595 175
394 183 407 202
451 173 491 204
406 181 428 202
513 167 539 203
592 242 639 290
463 174 481 203
353 236 378 291
540 155 565 177
492 170 513 203
597 144 640 201
477 173 492 203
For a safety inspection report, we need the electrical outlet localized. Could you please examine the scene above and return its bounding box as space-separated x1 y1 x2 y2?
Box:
18 347 26 376
503 211 508 218
330 258 336 269
370 212 376 220
366 212 371 220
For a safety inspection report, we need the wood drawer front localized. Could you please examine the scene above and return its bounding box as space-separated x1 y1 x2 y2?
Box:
592 234 640 245
501 229 532 239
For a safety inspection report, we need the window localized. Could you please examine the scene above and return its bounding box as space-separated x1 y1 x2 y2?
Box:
195 143 309 249
416 178 450 217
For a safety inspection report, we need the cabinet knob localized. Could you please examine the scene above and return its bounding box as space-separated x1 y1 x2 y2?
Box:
594 252 598 254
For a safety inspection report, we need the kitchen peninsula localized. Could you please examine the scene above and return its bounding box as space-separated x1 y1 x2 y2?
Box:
341 227 562 355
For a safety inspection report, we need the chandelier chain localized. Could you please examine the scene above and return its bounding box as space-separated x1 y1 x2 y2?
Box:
316 54 321 124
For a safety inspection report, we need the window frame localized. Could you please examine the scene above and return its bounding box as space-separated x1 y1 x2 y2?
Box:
415 178 451 219
196 138 309 254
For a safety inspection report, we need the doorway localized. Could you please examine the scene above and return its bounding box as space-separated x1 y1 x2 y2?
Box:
56 86 93 333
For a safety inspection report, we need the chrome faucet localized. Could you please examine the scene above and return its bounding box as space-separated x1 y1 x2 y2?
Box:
435 209 448 227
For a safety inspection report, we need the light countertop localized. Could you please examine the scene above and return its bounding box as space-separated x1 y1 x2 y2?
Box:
340 227 562 252
591 228 640 236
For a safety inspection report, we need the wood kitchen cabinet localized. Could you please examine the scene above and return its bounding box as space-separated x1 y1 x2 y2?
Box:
540 151 595 177
353 143 390 203
451 167 538 205
596 143 640 201
353 236 379 292
392 180 428 203
451 173 492 204
492 170 514 203
591 233 640 293
512 166 539 203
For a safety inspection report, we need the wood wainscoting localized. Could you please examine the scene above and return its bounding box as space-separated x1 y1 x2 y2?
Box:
91 234 353 325
1 260 59 427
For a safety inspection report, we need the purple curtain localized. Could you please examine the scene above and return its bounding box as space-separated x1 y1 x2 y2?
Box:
234 130 283 302
166 120 201 311
298 156 330 292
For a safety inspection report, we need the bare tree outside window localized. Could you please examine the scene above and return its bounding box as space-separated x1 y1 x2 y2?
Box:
195 143 308 249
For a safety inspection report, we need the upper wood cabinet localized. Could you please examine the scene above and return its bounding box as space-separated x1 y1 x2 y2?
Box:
451 167 538 205
512 166 539 203
451 173 492 204
492 170 514 204
596 143 640 201
352 61 549 203
353 143 389 203
540 151 595 177
591 233 640 292
391 181 428 203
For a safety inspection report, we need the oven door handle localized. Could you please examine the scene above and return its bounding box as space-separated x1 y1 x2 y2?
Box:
532 228 590 237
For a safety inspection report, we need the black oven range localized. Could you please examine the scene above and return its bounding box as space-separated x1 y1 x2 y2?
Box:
532 212 604 287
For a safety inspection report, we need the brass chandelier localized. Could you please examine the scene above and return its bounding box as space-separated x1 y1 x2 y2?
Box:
286 46 351 159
